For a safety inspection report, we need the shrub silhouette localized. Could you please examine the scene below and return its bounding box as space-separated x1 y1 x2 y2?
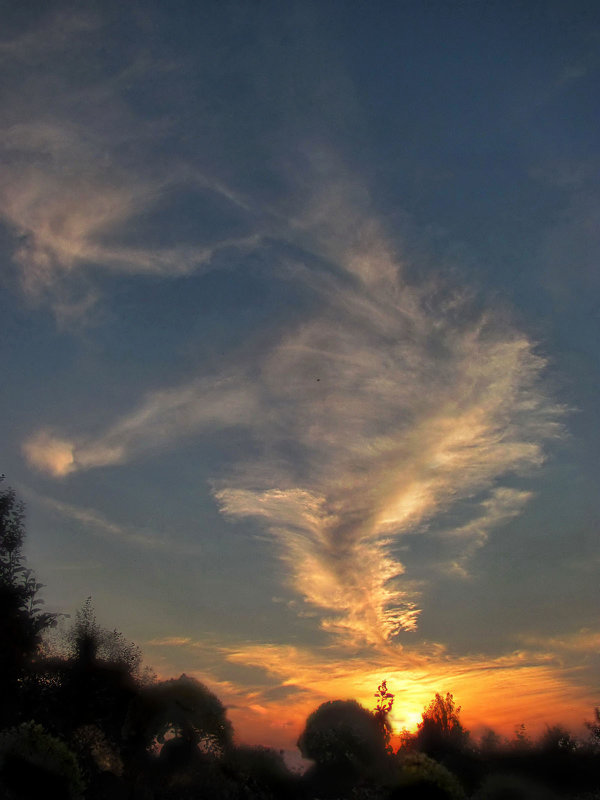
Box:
224 744 297 799
390 751 466 799
0 721 84 800
373 679 395 752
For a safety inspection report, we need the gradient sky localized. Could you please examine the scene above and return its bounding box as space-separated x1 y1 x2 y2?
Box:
2 0 599 755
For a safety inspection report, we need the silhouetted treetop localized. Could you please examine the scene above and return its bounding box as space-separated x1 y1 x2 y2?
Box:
0 478 58 636
298 699 388 771
373 679 395 751
0 479 59 729
416 693 470 758
124 674 232 757
65 597 147 682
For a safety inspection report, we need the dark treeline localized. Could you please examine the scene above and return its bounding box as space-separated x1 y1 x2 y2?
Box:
1 479 599 800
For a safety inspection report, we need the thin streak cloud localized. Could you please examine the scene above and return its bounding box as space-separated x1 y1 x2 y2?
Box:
31 493 201 554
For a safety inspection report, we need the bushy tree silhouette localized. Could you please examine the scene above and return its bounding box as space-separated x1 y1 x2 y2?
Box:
42 599 142 747
124 674 232 759
298 699 387 771
298 698 392 798
416 693 470 760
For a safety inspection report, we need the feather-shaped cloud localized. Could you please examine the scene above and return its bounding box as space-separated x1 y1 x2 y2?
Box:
23 193 562 647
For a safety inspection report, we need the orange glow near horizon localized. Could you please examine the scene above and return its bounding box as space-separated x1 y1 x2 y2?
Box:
147 635 598 754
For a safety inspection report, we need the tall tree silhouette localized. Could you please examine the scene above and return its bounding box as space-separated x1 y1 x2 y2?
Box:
416 693 469 760
373 679 395 752
0 479 57 728
45 598 144 754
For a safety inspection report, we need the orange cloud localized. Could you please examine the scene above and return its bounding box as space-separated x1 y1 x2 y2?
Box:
195 640 597 752
22 430 76 477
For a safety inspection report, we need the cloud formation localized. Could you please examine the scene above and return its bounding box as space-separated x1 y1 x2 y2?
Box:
0 119 259 312
0 10 262 316
156 635 595 753
23 185 563 648
23 376 259 477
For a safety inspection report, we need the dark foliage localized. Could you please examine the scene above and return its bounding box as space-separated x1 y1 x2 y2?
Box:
0 479 59 729
373 679 395 752
1 480 600 799
415 692 470 761
298 698 388 771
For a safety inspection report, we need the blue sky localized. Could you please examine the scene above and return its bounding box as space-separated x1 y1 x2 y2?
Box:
1 0 599 749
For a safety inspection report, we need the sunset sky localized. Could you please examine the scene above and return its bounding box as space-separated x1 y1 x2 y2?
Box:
2 0 599 757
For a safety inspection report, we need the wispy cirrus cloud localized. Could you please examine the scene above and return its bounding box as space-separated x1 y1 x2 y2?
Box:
0 9 262 316
27 491 202 555
23 375 260 477
23 185 563 648
0 9 99 63
0 120 260 311
437 487 534 578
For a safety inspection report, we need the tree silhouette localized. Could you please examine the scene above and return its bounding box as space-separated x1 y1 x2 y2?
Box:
298 698 390 787
416 693 469 759
124 674 232 759
65 597 147 683
373 679 395 751
0 479 58 728
29 596 147 793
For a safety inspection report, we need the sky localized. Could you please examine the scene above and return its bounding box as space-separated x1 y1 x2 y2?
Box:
1 0 599 756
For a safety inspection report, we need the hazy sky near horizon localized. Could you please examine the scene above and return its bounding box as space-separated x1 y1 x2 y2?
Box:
1 0 599 751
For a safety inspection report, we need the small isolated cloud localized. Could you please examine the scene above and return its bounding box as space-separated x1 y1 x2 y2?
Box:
146 637 193 647
22 429 77 477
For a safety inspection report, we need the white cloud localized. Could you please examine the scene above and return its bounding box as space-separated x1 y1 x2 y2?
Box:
22 375 260 475
0 120 260 307
24 192 563 647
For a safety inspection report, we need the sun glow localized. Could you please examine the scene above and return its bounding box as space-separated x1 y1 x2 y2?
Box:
143 632 600 756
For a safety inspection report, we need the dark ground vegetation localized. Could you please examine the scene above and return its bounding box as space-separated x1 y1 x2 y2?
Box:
1 478 599 799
